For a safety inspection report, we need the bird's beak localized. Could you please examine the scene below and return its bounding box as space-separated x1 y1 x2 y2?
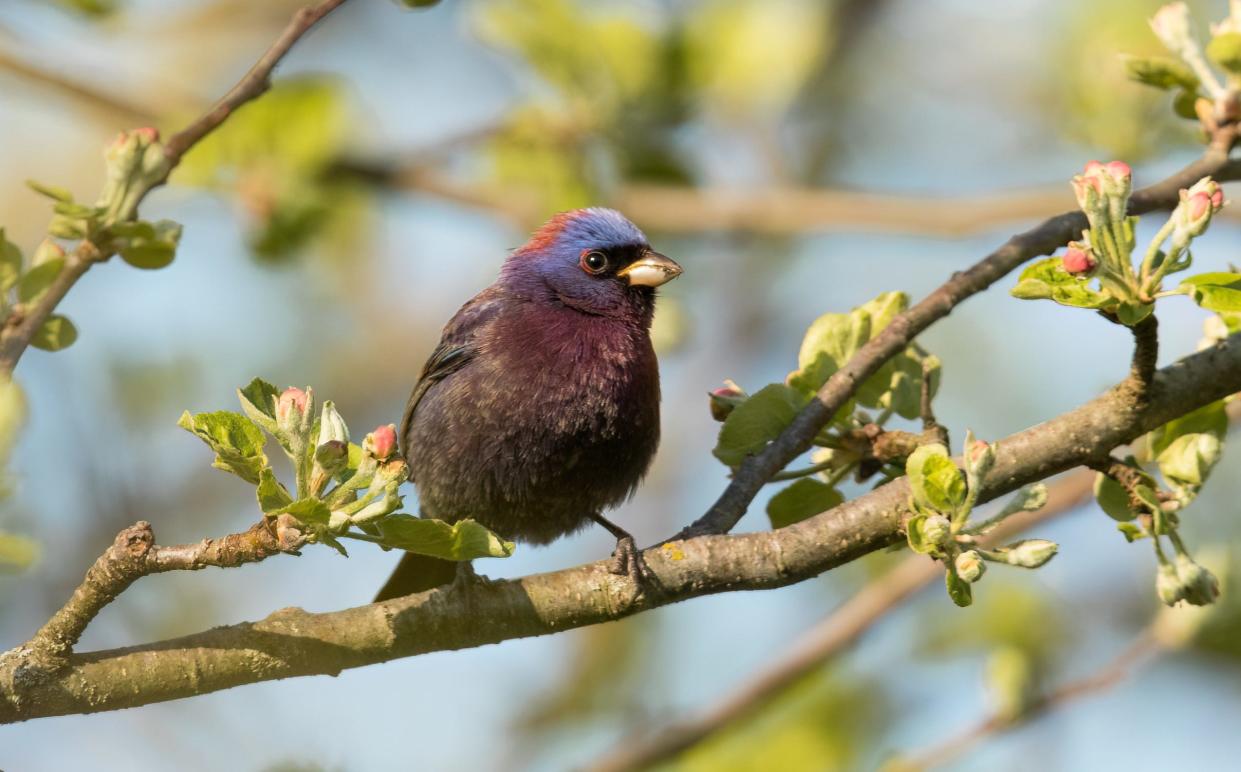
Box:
617 251 682 287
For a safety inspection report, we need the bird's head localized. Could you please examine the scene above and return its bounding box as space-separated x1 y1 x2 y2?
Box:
500 208 682 321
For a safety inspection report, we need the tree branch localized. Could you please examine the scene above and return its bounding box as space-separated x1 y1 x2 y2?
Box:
2 332 1239 724
908 630 1162 770
682 150 1241 538
0 0 349 376
587 471 1097 772
22 518 306 669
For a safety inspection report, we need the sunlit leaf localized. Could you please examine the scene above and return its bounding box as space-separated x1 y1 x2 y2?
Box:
30 315 78 351
766 478 842 529
377 515 514 560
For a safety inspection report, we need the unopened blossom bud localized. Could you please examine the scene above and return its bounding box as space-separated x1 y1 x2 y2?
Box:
317 400 349 446
955 550 986 583
364 424 398 460
1150 2 1194 55
1175 553 1221 606
30 238 66 267
134 126 159 143
1061 243 1098 275
1071 166 1105 214
1173 179 1226 239
276 387 309 424
964 433 996 482
1004 539 1059 568
708 380 747 422
1157 561 1186 606
314 440 349 475
923 515 951 546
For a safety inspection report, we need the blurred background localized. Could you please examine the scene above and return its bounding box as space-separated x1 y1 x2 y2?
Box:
1 0 1241 769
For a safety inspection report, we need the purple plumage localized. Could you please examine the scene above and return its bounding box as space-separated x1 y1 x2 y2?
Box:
375 208 681 600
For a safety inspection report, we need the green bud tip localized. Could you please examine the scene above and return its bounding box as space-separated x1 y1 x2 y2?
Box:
1005 539 1059 568
955 550 986 583
923 515 951 546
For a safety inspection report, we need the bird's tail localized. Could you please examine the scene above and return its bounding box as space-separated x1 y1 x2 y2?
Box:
374 552 460 602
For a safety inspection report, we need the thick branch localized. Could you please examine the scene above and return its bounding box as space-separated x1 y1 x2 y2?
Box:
0 0 349 376
683 151 1241 537
2 334 1239 723
588 471 1096 772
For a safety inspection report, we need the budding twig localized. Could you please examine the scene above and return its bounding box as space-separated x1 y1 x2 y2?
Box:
679 150 1241 539
21 519 303 670
906 630 1162 770
0 0 351 376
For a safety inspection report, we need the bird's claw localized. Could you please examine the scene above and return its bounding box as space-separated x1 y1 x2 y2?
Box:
609 534 651 593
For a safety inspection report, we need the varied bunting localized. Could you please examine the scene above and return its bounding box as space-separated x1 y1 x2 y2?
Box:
375 208 681 600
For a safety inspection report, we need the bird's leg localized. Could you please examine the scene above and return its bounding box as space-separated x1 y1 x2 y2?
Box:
589 512 645 586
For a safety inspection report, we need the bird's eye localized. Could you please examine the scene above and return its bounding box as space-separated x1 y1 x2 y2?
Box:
581 250 608 274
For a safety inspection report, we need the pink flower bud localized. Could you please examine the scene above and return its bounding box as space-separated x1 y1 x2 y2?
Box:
276 387 309 421
708 381 747 422
134 127 160 143
1083 160 1104 175
968 440 989 463
1105 161 1131 181
1211 188 1225 209
1188 191 1212 220
1062 245 1097 275
366 424 398 460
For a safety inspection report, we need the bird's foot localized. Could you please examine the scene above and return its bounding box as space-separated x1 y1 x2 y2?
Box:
448 560 491 592
590 513 654 595
610 533 643 584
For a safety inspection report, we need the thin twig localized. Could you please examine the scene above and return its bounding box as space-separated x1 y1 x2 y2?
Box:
0 0 350 376
587 471 1095 772
680 150 1241 539
908 630 1162 770
24 518 305 668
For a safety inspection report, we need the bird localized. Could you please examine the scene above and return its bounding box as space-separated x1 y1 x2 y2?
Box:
374 207 682 601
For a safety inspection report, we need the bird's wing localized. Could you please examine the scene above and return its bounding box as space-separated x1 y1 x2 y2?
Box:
399 286 506 459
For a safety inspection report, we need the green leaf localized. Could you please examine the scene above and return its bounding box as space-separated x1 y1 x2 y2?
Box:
789 292 908 396
0 228 22 293
1010 257 1111 309
905 512 935 555
1116 301 1154 326
945 566 973 607
51 201 100 219
1093 472 1136 521
25 179 74 202
1173 88 1201 120
1180 272 1241 313
30 315 77 351
1123 55 1200 90
1116 522 1145 542
713 383 808 466
16 258 64 304
906 444 966 515
117 219 181 270
766 478 843 529
177 409 268 484
0 531 38 573
1148 400 1227 486
120 243 175 270
1207 32 1241 75
278 497 331 526
237 377 280 432
256 468 293 513
376 515 515 560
